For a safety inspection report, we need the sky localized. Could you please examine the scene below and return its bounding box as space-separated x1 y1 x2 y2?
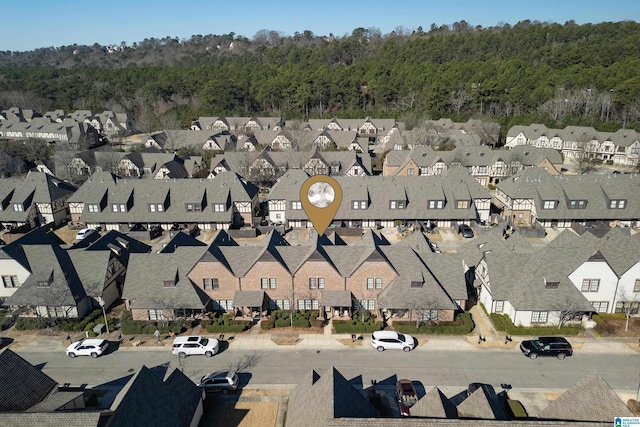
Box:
1 0 639 52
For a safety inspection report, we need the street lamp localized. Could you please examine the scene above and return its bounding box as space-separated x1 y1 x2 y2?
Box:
99 299 110 334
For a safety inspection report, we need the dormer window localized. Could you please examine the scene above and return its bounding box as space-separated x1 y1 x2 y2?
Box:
542 200 557 209
185 203 202 212
111 203 126 213
37 272 54 287
213 203 225 212
13 203 23 212
609 199 626 209
148 203 164 213
291 201 302 210
410 281 423 288
389 200 405 209
352 200 367 209
456 200 469 209
88 204 100 213
163 280 176 288
544 278 559 289
428 200 444 209
569 200 587 209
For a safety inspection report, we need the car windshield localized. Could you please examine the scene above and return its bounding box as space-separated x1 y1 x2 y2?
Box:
200 337 209 346
396 333 406 342
530 339 543 349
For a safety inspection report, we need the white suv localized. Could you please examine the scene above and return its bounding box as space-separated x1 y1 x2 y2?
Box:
171 335 219 358
370 331 416 352
66 338 109 358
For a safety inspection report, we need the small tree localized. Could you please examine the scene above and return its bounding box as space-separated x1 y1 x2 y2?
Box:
552 296 585 329
616 286 640 332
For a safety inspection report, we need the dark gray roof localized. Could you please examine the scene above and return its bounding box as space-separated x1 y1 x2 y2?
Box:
497 167 640 221
109 366 202 427
539 373 633 422
456 385 507 420
233 290 265 307
68 170 258 225
285 367 380 427
123 246 209 309
321 290 353 307
0 349 58 411
269 168 490 223
410 386 458 418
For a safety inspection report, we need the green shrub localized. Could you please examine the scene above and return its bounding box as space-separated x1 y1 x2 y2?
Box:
205 321 250 333
59 309 104 332
292 317 311 328
593 313 626 322
261 316 275 330
332 311 382 334
119 310 192 335
15 317 51 330
489 313 582 335
393 312 474 335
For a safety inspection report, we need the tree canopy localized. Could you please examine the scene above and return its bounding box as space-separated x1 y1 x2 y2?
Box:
1 21 640 132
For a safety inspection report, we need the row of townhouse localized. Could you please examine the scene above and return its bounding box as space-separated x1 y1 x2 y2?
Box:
43 150 207 181
463 228 640 327
147 128 371 153
0 172 77 231
267 168 492 228
0 116 103 148
383 145 562 185
190 115 400 141
123 228 468 323
67 170 260 232
0 107 135 138
210 147 371 180
0 227 151 318
495 167 640 228
505 123 640 166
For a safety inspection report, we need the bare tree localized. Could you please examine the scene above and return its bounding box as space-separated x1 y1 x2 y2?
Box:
616 286 640 332
574 141 596 174
552 296 585 329
448 90 472 114
406 295 441 328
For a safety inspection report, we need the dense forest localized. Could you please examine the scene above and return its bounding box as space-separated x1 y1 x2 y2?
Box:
1 20 640 133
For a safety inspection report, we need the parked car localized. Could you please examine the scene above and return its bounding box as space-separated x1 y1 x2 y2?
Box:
66 338 109 358
171 335 219 358
75 228 97 240
458 224 474 238
197 371 239 394
520 336 573 360
370 331 416 352
395 379 418 416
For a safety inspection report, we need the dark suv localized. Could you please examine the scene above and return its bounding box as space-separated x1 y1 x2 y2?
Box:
520 336 573 360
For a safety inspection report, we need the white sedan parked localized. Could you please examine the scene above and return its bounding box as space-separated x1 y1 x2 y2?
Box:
66 338 109 358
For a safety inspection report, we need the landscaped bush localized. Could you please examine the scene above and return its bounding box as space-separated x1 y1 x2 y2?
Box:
490 313 582 335
203 312 251 333
260 310 319 329
15 317 51 330
119 310 193 335
333 310 382 334
393 312 474 335
58 309 110 332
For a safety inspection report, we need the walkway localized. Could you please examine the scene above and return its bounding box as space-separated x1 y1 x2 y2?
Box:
469 305 500 341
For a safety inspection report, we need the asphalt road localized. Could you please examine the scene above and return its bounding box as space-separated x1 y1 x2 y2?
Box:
16 347 640 393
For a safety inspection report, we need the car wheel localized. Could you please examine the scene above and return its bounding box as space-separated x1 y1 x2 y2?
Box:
529 353 538 360
178 352 187 359
205 351 213 358
403 346 411 352
376 346 385 352
68 352 76 358
557 352 566 360
90 352 98 358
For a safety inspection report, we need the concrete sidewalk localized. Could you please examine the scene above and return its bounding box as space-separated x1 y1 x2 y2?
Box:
4 328 639 355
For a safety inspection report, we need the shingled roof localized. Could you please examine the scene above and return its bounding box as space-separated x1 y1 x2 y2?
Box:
0 349 58 411
286 367 380 427
539 373 633 422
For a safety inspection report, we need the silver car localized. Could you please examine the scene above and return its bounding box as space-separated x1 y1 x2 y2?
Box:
370 331 416 352
197 371 239 394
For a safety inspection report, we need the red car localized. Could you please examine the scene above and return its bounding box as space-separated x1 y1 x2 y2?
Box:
395 379 418 417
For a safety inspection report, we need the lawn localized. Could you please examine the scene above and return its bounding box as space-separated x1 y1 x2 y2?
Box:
592 314 640 337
